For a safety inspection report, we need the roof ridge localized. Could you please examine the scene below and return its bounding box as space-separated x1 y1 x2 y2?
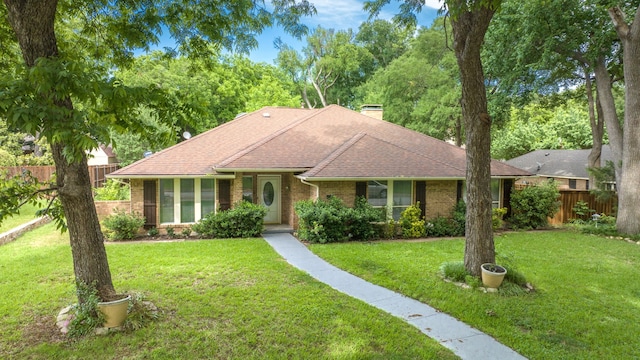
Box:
366 133 467 173
215 106 330 168
304 132 367 177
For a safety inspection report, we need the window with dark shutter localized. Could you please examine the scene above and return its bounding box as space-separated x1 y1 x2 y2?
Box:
355 181 367 199
218 179 231 210
415 181 426 217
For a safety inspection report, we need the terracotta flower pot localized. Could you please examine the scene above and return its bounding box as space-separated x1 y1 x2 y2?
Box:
97 295 131 328
481 263 507 288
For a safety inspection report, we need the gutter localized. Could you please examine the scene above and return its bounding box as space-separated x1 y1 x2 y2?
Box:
300 178 320 200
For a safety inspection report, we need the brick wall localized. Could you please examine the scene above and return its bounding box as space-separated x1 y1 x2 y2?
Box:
94 200 131 220
319 181 357 206
130 178 145 215
425 180 457 219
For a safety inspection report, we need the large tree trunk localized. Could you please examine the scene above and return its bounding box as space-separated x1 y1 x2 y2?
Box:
584 67 603 187
593 56 623 181
451 4 496 276
4 0 116 300
610 6 640 235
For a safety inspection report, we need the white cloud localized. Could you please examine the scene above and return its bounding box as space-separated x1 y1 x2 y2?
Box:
423 0 444 10
306 0 369 28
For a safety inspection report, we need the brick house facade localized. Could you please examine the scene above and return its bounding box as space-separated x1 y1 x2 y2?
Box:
110 105 528 232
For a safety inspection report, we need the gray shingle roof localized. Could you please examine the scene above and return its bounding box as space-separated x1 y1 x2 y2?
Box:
504 146 613 179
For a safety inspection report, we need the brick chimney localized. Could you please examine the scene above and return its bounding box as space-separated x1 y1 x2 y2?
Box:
360 104 383 120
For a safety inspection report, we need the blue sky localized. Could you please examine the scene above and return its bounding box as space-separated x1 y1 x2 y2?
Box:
248 0 443 63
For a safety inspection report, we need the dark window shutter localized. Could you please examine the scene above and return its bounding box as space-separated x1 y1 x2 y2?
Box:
503 179 513 217
355 181 367 200
143 180 157 228
415 181 426 218
218 179 231 211
456 180 464 203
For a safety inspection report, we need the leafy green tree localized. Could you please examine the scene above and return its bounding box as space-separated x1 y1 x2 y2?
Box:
491 97 597 160
365 0 500 276
113 54 301 165
358 18 463 145
0 0 314 302
355 19 413 70
484 0 621 183
278 26 372 108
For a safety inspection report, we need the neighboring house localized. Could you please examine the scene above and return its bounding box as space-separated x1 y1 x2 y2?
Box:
505 146 614 190
108 105 530 230
87 144 118 166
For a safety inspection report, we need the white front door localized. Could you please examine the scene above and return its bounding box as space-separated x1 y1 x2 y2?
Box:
258 175 281 224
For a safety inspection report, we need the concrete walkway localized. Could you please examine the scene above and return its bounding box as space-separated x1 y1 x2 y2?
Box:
263 233 526 360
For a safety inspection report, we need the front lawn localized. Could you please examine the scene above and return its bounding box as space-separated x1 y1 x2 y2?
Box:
310 231 640 359
0 224 455 359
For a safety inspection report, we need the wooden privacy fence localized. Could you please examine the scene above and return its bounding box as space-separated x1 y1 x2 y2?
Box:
1 164 120 188
549 190 617 225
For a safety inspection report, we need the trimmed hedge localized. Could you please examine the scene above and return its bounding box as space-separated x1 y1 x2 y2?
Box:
192 201 267 238
103 210 145 240
295 196 383 243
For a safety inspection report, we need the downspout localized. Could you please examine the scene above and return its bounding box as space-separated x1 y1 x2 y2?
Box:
300 178 320 200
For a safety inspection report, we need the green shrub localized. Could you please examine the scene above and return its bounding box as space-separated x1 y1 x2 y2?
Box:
380 219 399 239
424 201 466 238
166 226 176 238
452 200 466 234
492 207 507 230
191 201 267 238
147 227 159 237
510 181 560 229
400 203 426 238
572 200 594 220
67 281 105 338
94 179 130 201
347 197 385 240
295 197 383 243
295 197 349 243
181 227 192 238
123 292 159 331
102 210 145 240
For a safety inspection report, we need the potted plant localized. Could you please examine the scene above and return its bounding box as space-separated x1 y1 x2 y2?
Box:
97 294 131 328
481 263 507 288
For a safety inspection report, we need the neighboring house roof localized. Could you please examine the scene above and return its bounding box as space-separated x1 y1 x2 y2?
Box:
504 146 613 180
110 105 530 179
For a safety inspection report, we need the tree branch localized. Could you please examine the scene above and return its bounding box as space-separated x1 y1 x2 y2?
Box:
609 6 630 39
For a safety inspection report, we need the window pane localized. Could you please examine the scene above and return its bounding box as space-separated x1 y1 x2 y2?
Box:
491 180 500 208
392 180 412 220
367 180 387 207
180 179 195 223
242 176 253 202
393 181 412 206
201 179 215 216
160 179 174 223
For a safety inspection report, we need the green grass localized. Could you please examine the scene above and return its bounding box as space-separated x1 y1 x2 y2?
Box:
0 224 456 359
0 202 43 233
310 231 640 359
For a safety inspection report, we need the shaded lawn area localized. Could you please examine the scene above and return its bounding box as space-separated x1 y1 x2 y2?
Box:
310 231 640 360
0 224 456 360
